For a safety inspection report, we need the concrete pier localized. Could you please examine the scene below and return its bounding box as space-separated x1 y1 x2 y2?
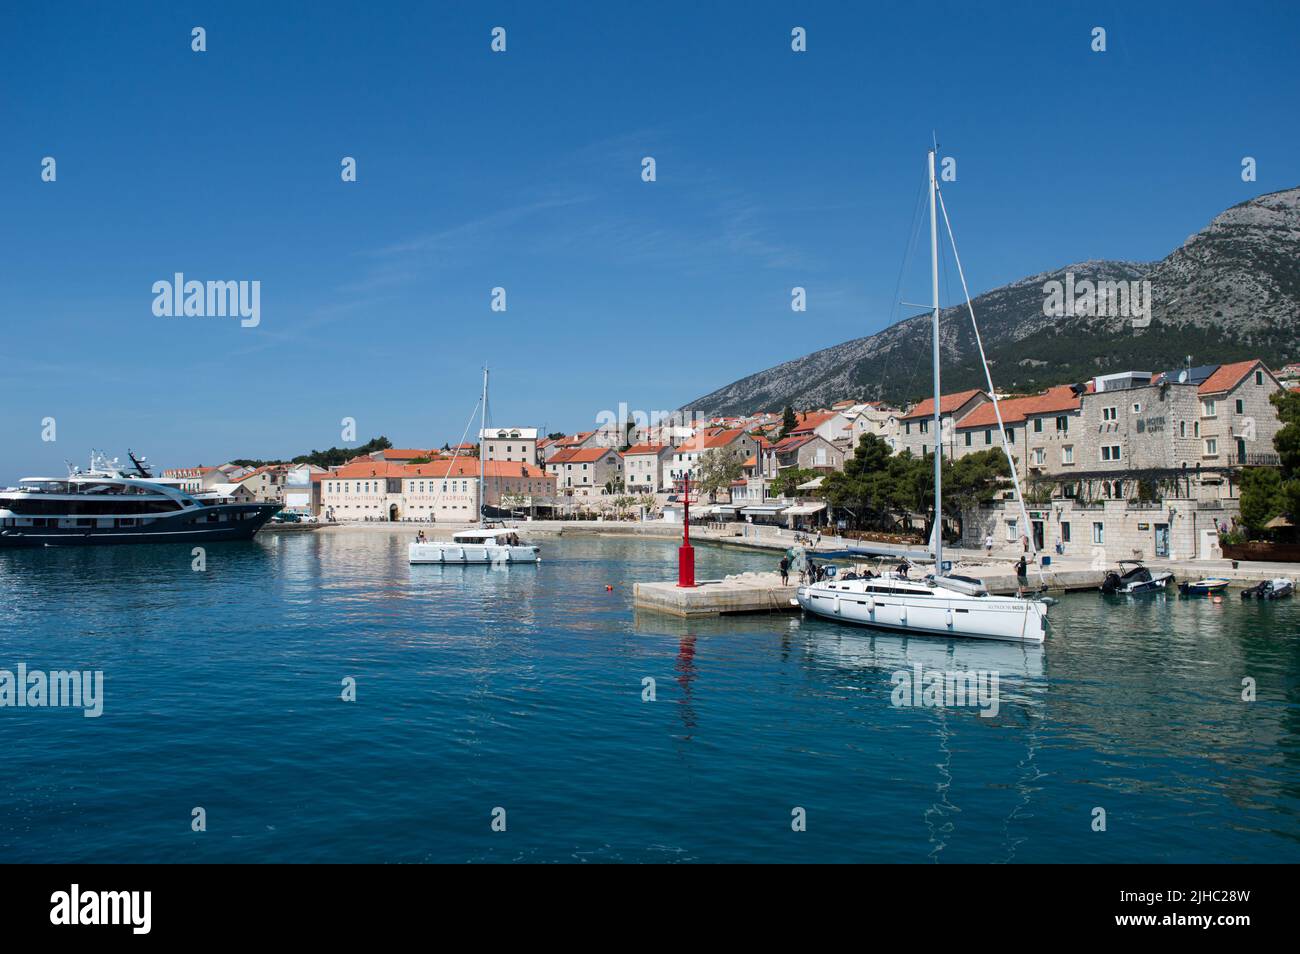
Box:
633 571 798 617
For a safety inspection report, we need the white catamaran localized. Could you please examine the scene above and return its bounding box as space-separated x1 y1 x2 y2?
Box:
795 148 1049 643
408 368 541 565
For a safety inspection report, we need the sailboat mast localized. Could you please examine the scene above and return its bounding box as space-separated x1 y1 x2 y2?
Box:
928 148 943 573
479 367 488 527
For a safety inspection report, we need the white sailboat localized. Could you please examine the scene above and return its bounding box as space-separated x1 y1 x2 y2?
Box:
795 148 1049 643
408 368 541 565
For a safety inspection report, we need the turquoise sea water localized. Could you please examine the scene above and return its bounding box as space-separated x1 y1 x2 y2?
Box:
1 530 1298 863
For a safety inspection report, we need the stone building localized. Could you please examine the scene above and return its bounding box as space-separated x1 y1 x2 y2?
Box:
770 433 844 472
1054 360 1282 503
546 446 623 497
844 403 902 453
621 444 674 494
897 389 987 459
962 496 1234 564
480 427 539 464
234 464 288 503
952 385 1081 481
320 459 554 521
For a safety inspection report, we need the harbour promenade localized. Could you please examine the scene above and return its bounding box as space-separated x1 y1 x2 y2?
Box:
315 519 1296 617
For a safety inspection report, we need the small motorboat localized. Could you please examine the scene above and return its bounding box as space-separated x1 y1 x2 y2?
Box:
1179 577 1231 596
1100 560 1174 595
1241 578 1295 600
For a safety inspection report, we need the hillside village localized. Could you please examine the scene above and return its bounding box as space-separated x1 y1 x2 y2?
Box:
165 358 1300 563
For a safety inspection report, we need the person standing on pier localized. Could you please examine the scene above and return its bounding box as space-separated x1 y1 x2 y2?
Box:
779 556 790 585
1015 555 1028 595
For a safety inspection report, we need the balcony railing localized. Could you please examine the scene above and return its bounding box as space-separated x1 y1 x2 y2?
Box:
1238 451 1281 467
1125 500 1165 510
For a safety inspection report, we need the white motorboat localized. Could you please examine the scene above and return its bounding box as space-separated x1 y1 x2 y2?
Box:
797 570 1048 644
409 527 540 564
795 146 1050 643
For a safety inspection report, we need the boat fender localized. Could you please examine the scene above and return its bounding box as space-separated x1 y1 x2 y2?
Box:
833 596 841 615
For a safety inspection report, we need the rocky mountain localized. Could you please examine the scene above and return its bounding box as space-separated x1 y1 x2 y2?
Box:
684 187 1300 416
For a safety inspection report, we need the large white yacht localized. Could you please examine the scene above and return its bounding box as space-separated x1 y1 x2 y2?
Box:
797 569 1048 644
0 451 281 548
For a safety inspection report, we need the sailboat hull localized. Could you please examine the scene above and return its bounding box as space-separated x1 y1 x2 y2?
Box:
796 583 1048 643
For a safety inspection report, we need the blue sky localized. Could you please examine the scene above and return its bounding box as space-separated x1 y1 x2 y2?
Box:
2 1 1297 481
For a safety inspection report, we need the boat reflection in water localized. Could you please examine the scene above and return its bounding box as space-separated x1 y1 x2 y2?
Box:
797 617 1048 861
802 621 1045 685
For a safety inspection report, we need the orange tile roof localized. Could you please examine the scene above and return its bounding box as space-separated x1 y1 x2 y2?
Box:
381 448 434 459
956 385 1079 428
901 388 986 420
562 447 617 463
233 464 286 482
330 459 549 480
774 434 815 451
677 427 749 452
1199 360 1264 394
623 443 671 456
791 410 839 432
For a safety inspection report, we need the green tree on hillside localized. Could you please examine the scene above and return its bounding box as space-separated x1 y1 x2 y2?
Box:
779 405 797 439
1270 388 1300 524
250 436 395 469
